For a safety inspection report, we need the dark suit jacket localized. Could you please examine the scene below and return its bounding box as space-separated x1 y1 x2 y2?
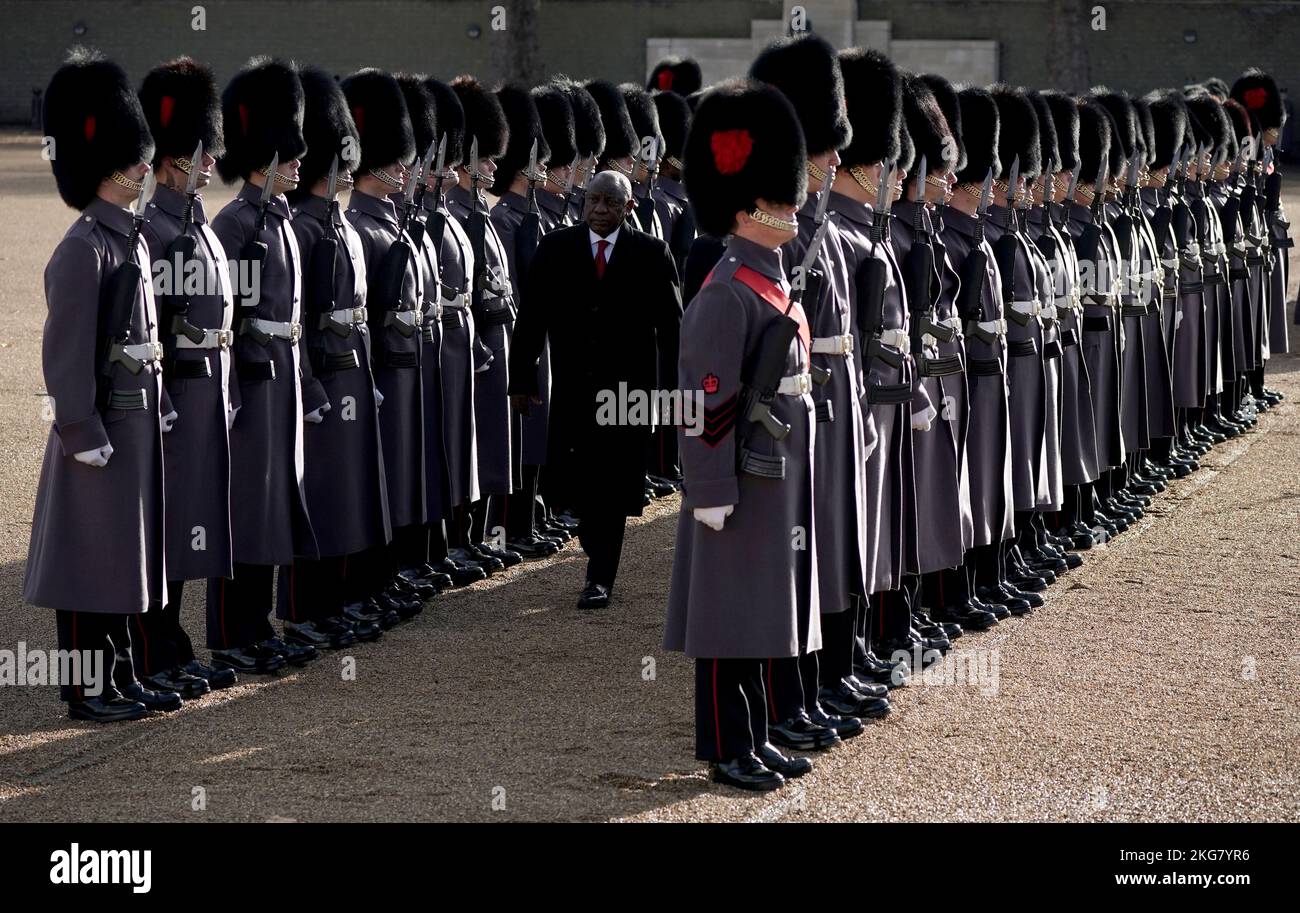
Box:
509 223 681 515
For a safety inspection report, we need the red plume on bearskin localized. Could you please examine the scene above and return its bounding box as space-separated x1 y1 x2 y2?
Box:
711 129 752 175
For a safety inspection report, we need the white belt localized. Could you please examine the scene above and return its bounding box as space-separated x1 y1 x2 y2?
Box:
1010 299 1042 317
1053 296 1076 315
248 318 301 342
976 318 1008 337
483 278 512 299
120 341 164 362
777 372 813 396
1160 257 1179 269
810 334 854 355
327 306 368 326
921 333 939 349
388 309 423 327
941 315 964 330
441 291 469 309
174 328 233 350
877 328 910 352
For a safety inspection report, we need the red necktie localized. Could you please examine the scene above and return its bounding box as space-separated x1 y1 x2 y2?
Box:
595 238 609 279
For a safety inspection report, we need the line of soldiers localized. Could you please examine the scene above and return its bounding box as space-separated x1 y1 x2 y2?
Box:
26 49 699 721
661 36 1292 790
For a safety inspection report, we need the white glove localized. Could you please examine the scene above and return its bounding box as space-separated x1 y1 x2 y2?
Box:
911 404 936 432
305 403 330 424
373 387 385 407
74 443 114 468
226 406 239 431
160 410 178 433
693 505 734 531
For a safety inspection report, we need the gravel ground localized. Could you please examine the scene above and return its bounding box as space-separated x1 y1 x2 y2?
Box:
0 131 1296 822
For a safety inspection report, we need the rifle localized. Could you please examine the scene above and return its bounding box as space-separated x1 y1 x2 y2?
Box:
306 156 348 337
237 152 280 345
404 142 437 248
957 170 995 322
371 160 419 339
992 157 1022 315
634 137 660 235
465 137 493 320
904 155 938 357
790 164 836 386
514 138 545 292
97 170 157 408
856 160 896 368
163 140 208 346
423 135 450 252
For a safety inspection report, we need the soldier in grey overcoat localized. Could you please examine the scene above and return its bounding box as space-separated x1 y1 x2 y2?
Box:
750 33 883 744
25 51 172 721
133 57 238 695
448 76 524 571
207 58 320 673
663 79 821 792
341 68 429 622
278 66 391 649
490 83 561 560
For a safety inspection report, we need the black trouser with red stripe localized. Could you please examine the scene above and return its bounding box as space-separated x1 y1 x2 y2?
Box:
694 658 768 762
129 579 197 677
920 565 970 611
55 610 136 703
205 564 276 650
765 653 820 721
276 557 345 624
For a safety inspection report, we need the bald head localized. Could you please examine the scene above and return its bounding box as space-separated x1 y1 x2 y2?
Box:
589 169 632 201
584 169 635 235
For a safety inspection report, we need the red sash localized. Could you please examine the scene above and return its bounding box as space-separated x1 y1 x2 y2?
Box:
702 263 810 353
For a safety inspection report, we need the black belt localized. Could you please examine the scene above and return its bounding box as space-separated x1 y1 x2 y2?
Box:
1277 237 1294 249
1179 281 1204 294
1246 255 1266 266
815 400 834 423
1042 339 1063 360
236 359 276 382
440 309 466 327
1121 304 1149 317
166 356 212 380
420 323 440 344
866 382 912 405
1207 274 1228 287
311 349 361 373
967 356 1004 376
920 354 964 377
106 388 149 411
1060 328 1080 348
475 304 514 327
1082 315 1112 333
378 349 419 369
738 447 785 479
1007 338 1038 358
1229 267 1249 281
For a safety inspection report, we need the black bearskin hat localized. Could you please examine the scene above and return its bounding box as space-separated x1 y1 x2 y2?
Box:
653 90 691 164
954 86 1000 185
1077 99 1113 183
341 69 415 173
683 78 806 238
1223 98 1252 147
620 83 664 159
217 57 306 183
1042 92 1079 173
749 32 852 157
139 56 223 168
903 73 951 175
1185 91 1233 165
1091 89 1137 177
1142 90 1187 170
451 75 509 160
291 66 361 201
990 85 1041 179
396 74 437 160
647 56 703 96
837 48 902 169
532 83 578 168
424 78 464 166
1133 97 1156 166
1028 91 1060 176
553 76 605 160
45 48 154 210
493 83 550 194
584 79 637 163
921 73 965 174
1231 68 1285 134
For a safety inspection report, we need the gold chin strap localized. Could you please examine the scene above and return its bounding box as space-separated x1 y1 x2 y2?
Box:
1263 127 1280 144
806 160 827 183
925 174 948 189
337 171 355 189
110 170 145 192
609 158 634 177
368 167 404 190
259 164 300 190
665 156 684 172
959 182 983 199
1077 185 1097 202
848 165 877 196
748 207 798 233
173 156 193 175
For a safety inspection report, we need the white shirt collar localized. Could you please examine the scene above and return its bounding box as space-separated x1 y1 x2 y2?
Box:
589 226 620 257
